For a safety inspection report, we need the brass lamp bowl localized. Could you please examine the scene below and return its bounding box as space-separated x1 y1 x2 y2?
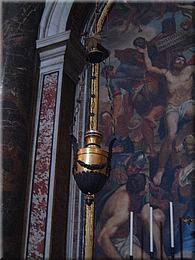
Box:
74 146 109 195
73 130 110 194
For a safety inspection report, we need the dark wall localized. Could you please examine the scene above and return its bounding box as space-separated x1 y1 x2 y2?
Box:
2 2 44 258
50 74 76 259
66 2 94 34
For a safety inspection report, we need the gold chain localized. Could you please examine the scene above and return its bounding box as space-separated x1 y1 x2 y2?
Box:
70 72 84 135
89 64 96 130
88 1 113 131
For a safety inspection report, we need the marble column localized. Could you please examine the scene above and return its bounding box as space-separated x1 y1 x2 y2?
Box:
24 30 86 259
1 3 44 259
24 31 69 259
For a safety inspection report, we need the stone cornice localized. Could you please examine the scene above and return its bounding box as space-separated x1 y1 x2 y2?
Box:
36 30 71 50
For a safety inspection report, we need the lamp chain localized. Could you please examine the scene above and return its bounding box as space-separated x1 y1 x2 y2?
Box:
104 13 116 136
89 64 96 130
69 72 84 136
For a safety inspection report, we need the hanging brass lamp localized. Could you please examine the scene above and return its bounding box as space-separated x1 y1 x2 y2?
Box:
73 34 114 197
72 60 115 198
71 28 115 260
71 2 115 259
71 57 115 260
73 129 115 196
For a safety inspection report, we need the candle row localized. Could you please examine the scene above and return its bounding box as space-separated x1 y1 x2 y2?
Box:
129 202 174 257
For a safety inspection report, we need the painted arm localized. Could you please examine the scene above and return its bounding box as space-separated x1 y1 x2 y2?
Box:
137 47 167 75
97 195 129 259
188 65 195 76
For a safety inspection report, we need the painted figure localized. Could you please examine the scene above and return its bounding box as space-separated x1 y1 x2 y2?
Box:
95 3 195 259
101 65 134 121
171 164 195 258
137 46 194 186
96 174 166 259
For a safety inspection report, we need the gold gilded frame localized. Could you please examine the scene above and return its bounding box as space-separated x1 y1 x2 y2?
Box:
89 0 114 131
85 2 114 259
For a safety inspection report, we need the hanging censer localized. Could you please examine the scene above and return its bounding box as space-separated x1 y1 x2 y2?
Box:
73 59 114 197
71 4 115 259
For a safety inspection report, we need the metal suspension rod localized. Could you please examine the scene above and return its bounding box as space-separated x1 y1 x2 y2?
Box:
84 195 95 260
89 63 100 131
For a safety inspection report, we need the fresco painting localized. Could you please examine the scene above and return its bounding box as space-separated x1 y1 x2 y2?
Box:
95 2 195 259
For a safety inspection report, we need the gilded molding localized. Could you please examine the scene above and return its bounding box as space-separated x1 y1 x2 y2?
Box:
97 0 114 33
89 1 113 131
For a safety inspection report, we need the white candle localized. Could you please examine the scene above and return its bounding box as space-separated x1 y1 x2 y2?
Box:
129 211 133 256
149 206 153 252
169 202 174 248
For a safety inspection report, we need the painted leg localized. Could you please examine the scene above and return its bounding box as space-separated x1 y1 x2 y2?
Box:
142 119 156 157
154 111 179 186
153 209 166 259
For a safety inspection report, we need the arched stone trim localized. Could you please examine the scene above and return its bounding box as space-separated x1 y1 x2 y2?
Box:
38 1 73 39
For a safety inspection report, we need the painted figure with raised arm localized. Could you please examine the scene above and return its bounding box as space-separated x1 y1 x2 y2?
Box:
137 45 194 186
